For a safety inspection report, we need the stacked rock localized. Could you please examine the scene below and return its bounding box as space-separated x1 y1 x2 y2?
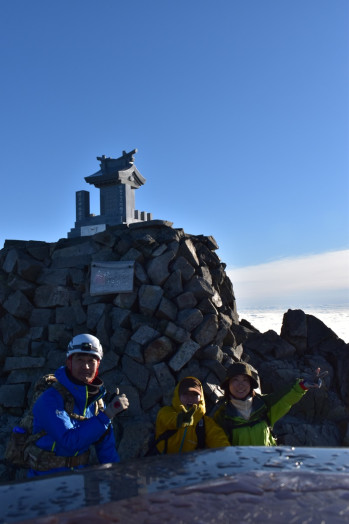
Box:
0 221 348 481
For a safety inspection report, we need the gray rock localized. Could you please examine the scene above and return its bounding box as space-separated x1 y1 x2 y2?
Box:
55 306 77 328
184 275 215 299
124 340 144 363
178 239 200 267
155 296 177 321
72 300 87 325
4 356 46 372
169 339 200 371
29 308 55 327
110 307 131 329
52 241 97 260
87 303 110 330
121 355 150 392
141 375 164 411
144 336 174 364
7 275 36 296
117 418 153 461
29 326 47 341
153 362 176 404
201 359 227 383
120 247 143 263
34 285 71 308
138 284 163 316
151 244 168 257
0 384 27 408
163 269 183 298
3 290 33 320
131 325 160 345
113 292 138 310
195 242 220 268
193 314 218 346
0 314 27 345
47 325 71 346
197 264 213 285
147 250 175 286
110 327 132 354
281 309 307 354
17 256 43 282
2 249 19 273
177 308 203 332
171 256 195 282
198 298 218 315
99 351 120 374
163 321 190 343
134 262 149 284
197 344 224 363
175 291 197 310
37 268 70 286
10 338 30 356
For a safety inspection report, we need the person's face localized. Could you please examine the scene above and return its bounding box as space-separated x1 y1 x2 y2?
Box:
179 390 201 407
229 374 252 399
70 354 99 383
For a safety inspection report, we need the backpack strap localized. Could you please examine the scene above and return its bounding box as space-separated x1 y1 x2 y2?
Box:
155 417 206 454
195 418 206 449
154 429 178 454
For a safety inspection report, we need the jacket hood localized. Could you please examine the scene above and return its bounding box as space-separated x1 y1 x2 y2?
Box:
172 376 206 417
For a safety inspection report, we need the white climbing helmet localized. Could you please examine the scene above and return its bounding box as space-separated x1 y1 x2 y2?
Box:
67 334 103 360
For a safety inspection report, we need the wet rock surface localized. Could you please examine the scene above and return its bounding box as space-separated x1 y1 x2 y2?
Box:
2 446 349 523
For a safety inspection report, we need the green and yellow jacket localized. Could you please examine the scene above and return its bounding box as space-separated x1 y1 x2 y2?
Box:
155 377 230 454
214 380 307 446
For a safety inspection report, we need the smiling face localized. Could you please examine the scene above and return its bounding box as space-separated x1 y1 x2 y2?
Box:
69 354 99 384
228 374 252 399
179 390 201 408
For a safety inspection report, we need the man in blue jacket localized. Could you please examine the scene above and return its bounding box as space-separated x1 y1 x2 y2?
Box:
28 334 128 477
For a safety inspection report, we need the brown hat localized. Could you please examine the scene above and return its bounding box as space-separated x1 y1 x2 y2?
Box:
178 377 202 396
221 362 259 390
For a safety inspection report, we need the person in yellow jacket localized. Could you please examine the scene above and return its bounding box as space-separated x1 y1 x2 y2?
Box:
155 377 230 454
214 361 326 446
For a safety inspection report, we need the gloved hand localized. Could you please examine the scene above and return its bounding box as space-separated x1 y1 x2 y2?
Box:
104 388 129 419
301 368 328 389
176 405 197 428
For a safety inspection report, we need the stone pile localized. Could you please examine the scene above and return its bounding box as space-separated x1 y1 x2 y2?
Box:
0 221 348 482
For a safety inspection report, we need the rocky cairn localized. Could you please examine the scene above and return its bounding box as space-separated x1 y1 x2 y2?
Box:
0 221 348 481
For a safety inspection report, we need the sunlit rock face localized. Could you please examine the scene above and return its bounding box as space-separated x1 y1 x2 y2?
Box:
0 222 348 486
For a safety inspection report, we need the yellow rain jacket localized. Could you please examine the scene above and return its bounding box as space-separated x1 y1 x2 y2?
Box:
155 377 230 454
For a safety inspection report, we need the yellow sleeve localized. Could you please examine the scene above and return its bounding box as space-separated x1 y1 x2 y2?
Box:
204 415 231 448
155 406 178 439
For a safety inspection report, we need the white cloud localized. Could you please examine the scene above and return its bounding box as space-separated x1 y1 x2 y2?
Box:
227 249 349 307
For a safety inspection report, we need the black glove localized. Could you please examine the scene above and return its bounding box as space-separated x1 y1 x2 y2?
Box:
104 388 129 419
176 405 197 428
301 368 328 389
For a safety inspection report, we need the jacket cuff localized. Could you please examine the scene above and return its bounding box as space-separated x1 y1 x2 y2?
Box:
98 410 113 428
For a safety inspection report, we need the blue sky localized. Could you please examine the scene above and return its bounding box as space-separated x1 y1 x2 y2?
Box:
1 1 348 308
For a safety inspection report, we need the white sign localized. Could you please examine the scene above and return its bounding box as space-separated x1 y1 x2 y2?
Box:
90 261 135 295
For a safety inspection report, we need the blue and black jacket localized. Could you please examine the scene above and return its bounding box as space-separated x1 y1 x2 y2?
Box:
29 366 119 476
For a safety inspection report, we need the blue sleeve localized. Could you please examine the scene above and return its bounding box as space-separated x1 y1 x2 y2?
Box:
33 388 113 455
95 424 120 464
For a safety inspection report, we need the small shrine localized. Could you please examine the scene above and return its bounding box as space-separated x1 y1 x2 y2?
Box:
68 149 152 238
